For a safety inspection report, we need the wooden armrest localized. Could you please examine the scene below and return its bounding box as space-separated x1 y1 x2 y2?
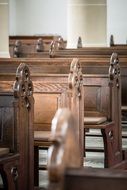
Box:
34 131 51 141
122 106 127 111
84 116 107 125
0 148 10 157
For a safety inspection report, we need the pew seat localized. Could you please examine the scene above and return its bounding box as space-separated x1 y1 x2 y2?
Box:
34 131 52 147
84 116 107 125
122 106 127 111
0 148 10 157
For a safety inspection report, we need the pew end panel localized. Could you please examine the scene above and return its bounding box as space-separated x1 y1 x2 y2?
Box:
34 58 84 186
0 93 19 190
0 63 34 190
83 53 124 168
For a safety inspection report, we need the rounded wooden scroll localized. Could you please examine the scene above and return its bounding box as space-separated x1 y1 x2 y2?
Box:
36 38 44 52
57 36 64 50
14 40 22 58
47 108 82 182
13 63 33 109
49 40 57 58
77 36 82 48
68 58 83 97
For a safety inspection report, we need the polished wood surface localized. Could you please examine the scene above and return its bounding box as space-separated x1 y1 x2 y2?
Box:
0 63 34 190
48 108 127 190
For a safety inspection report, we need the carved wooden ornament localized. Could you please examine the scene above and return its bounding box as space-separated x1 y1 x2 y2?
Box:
13 63 33 109
36 38 44 52
68 58 83 97
49 40 56 58
14 40 22 58
109 52 120 88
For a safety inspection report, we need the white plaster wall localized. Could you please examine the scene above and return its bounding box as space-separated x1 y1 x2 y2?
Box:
9 0 67 39
9 0 16 35
107 0 127 45
9 0 127 44
67 0 107 47
0 0 10 57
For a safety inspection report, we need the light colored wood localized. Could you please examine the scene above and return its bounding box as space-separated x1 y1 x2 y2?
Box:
47 108 82 182
0 148 9 156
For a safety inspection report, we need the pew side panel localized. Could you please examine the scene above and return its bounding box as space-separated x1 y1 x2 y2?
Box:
0 63 34 190
0 93 19 190
34 58 84 185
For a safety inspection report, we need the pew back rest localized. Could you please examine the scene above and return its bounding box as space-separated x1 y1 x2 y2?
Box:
0 94 16 152
83 52 121 124
83 75 111 119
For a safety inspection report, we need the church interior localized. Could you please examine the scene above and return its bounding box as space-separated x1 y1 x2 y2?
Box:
0 0 127 189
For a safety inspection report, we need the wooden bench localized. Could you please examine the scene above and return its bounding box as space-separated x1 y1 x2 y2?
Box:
0 56 125 166
83 53 125 168
9 35 67 57
0 58 84 187
47 108 127 190
0 63 34 190
33 58 84 186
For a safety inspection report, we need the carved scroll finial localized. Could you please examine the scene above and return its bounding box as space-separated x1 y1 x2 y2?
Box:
57 36 64 50
109 53 120 88
47 108 81 182
68 58 83 97
110 35 114 47
36 38 44 52
77 36 82 48
14 40 22 58
49 40 57 58
13 63 33 109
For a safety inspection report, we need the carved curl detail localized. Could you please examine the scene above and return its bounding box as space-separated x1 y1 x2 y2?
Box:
36 38 44 52
57 36 64 50
109 52 120 88
13 40 22 58
77 36 82 48
68 58 83 97
49 40 57 58
13 63 33 109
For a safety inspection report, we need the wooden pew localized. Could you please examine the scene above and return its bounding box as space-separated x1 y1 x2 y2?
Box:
47 108 127 190
83 53 124 168
0 63 34 190
9 35 67 57
0 55 123 167
0 58 84 186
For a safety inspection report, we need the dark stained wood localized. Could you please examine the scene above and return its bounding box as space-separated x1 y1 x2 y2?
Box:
0 57 124 167
0 63 34 190
34 58 84 186
0 58 84 187
48 108 127 190
63 167 127 190
83 53 125 168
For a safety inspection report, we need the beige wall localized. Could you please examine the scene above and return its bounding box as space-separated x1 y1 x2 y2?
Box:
67 0 107 47
0 0 9 57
